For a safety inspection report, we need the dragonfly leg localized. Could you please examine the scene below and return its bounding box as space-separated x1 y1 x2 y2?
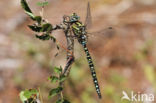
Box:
63 56 75 76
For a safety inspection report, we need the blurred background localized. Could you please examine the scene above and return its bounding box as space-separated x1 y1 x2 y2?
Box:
0 0 156 103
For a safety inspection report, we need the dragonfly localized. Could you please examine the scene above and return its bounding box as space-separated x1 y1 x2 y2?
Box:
21 0 115 100
61 2 114 99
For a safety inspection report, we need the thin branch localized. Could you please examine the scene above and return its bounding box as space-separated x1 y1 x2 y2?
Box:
38 87 44 103
52 24 75 76
63 28 75 76
53 23 75 100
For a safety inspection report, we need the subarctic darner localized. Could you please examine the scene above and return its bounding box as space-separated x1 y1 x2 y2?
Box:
61 2 111 99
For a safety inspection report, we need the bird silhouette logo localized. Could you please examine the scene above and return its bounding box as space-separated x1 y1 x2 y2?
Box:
121 91 130 101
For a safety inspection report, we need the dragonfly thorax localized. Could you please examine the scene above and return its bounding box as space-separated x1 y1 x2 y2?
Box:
71 21 88 45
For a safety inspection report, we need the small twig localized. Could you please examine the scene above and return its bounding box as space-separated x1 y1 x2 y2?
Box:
38 87 44 103
40 3 44 18
63 28 75 76
52 24 75 75
63 56 74 75
54 23 75 100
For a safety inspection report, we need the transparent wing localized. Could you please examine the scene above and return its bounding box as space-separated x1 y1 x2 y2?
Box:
89 26 116 39
85 2 92 29
87 26 117 48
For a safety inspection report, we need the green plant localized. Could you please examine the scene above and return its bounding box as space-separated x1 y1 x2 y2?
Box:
20 0 73 102
20 89 40 103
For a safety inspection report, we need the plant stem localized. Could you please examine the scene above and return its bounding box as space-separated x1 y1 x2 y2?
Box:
55 23 75 100
38 87 44 103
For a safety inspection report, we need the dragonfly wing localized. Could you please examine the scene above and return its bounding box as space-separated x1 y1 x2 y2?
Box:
85 2 92 29
90 27 116 39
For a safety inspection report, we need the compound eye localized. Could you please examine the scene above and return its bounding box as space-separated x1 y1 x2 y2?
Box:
63 16 70 23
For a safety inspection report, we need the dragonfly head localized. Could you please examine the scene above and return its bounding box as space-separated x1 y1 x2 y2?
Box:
69 13 80 22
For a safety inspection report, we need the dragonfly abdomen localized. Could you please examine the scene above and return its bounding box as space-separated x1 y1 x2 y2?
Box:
71 21 102 98
82 43 102 98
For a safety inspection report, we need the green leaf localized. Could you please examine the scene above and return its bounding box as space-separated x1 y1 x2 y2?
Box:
59 75 67 82
34 16 42 24
21 0 35 19
49 87 63 98
54 67 62 74
37 1 49 7
24 89 38 98
29 89 39 94
41 23 53 32
19 89 39 103
21 0 32 13
28 25 42 32
48 76 59 83
35 34 51 40
19 91 27 102
26 12 35 19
